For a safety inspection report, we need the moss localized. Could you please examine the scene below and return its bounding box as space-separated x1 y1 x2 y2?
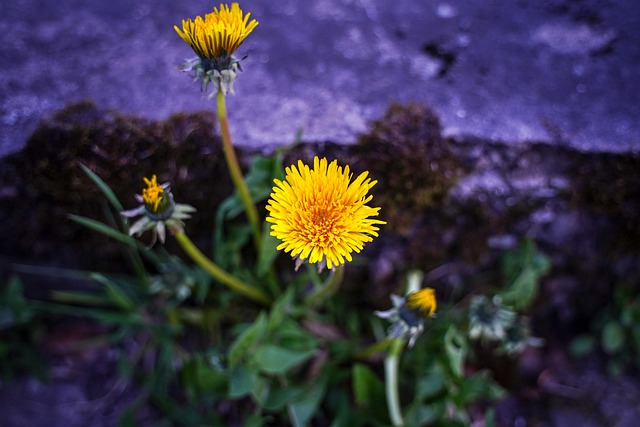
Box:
355 102 463 235
569 152 640 253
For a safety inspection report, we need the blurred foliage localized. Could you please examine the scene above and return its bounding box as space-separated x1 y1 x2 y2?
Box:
0 276 48 381
571 285 640 376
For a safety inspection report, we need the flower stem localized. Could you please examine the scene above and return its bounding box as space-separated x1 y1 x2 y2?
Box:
174 231 271 306
216 90 262 250
304 264 345 306
385 338 405 427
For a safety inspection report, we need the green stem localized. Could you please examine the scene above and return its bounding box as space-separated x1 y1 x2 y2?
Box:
304 264 345 306
174 231 271 306
216 90 262 250
385 338 405 427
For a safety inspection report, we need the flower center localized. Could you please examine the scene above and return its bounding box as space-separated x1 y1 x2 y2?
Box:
305 200 343 247
142 175 164 214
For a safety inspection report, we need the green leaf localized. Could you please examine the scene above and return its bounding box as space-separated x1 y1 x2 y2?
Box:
499 239 551 309
228 313 267 366
243 413 269 427
444 326 467 378
80 163 124 211
352 363 384 407
276 319 317 353
198 368 226 395
569 334 596 357
51 290 114 307
602 321 625 354
267 288 294 333
34 301 140 325
263 385 305 411
213 154 284 266
90 273 136 312
67 215 163 265
257 220 281 277
0 276 34 328
253 345 315 374
69 214 136 244
456 371 505 405
117 404 137 427
244 154 285 202
405 402 445 427
290 380 325 426
485 407 497 427
500 267 537 309
228 365 259 398
415 366 446 400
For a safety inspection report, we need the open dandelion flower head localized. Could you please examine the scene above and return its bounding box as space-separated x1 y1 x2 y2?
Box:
406 288 437 318
266 156 386 270
174 3 258 63
122 175 196 244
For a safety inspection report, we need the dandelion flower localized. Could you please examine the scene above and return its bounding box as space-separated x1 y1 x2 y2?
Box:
174 3 258 95
406 288 437 318
266 156 385 270
375 288 437 347
121 175 196 244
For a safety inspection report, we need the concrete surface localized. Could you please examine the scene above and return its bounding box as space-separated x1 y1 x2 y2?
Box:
1 0 639 158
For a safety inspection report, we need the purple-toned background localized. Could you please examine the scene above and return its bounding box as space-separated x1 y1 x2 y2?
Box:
1 0 639 157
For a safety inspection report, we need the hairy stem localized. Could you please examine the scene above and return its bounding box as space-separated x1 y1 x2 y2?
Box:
216 90 262 250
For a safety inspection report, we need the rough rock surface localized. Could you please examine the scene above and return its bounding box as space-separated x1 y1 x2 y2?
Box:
2 0 639 157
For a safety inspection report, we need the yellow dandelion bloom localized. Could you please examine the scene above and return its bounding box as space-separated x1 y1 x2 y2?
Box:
266 156 386 270
406 288 437 318
174 3 258 60
142 175 164 214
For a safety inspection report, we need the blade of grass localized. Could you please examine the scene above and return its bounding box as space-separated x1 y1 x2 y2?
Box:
79 163 124 211
68 214 163 265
